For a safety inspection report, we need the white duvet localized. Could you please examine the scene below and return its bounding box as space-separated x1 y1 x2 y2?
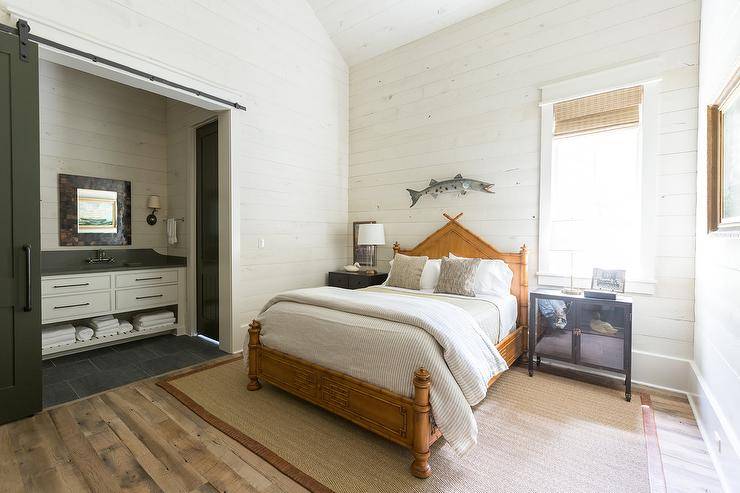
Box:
244 285 512 454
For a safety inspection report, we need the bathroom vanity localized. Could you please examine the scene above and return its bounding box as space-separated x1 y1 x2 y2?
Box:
41 249 187 358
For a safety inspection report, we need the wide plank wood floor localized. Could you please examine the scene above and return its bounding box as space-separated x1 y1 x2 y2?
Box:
0 357 721 493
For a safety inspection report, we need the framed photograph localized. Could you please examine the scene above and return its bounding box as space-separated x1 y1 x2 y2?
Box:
708 66 740 232
58 174 131 246
591 268 626 293
353 220 376 267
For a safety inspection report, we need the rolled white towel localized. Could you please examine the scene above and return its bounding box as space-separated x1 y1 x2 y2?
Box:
91 314 115 323
75 326 94 342
135 317 175 329
133 311 175 324
118 321 133 334
42 323 75 340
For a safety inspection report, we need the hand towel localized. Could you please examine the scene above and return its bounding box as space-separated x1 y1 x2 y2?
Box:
42 336 76 349
136 317 175 329
118 321 133 334
133 311 175 324
167 218 178 245
136 320 176 332
90 319 119 330
75 326 94 342
42 333 77 345
42 323 75 339
94 327 119 338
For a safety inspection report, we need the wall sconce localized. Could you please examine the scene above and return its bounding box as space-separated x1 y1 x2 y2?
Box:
146 195 161 225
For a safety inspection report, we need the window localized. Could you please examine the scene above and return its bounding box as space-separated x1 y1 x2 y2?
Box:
539 79 659 294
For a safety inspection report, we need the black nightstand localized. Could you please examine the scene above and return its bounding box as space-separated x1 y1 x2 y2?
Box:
528 288 633 401
328 271 388 289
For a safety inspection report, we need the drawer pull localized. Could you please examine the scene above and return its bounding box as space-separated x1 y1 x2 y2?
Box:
53 282 90 289
136 294 164 300
53 302 90 310
135 276 163 281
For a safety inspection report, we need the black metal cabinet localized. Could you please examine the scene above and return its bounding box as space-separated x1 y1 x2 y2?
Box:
328 271 388 289
528 289 633 401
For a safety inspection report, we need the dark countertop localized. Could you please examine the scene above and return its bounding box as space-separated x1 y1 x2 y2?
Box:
41 249 186 276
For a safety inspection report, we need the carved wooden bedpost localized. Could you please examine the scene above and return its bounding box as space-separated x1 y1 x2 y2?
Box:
410 368 432 478
247 321 262 391
519 244 529 355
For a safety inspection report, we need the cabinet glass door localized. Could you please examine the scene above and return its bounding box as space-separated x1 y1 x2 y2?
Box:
533 297 576 363
577 302 627 371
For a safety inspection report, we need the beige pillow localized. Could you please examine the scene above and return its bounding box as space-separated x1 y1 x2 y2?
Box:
386 254 428 290
434 257 481 297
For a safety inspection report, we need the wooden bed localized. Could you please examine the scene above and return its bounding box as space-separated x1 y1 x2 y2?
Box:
246 213 528 478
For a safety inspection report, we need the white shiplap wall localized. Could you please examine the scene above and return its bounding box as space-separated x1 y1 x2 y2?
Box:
3 0 349 351
692 0 740 488
39 60 170 251
348 0 700 388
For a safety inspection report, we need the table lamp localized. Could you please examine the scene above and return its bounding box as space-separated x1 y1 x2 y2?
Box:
357 223 385 275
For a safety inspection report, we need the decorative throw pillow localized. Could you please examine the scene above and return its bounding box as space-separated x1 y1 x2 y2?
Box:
434 257 481 297
449 252 513 295
385 258 441 290
386 254 428 290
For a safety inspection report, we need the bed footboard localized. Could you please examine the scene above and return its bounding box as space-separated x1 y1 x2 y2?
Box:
245 320 437 478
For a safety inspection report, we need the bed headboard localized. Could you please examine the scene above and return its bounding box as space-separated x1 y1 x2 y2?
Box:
393 213 529 328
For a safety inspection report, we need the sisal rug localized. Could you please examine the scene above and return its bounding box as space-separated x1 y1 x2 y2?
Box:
159 357 658 493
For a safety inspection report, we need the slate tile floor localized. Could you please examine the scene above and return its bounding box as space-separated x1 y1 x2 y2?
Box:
43 334 227 408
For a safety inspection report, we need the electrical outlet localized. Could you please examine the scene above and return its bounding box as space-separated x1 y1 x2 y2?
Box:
258 238 265 249
713 431 722 454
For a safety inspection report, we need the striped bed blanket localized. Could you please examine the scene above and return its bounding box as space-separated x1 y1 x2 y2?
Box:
245 286 509 454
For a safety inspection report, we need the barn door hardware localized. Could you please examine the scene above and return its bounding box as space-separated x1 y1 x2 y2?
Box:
16 19 29 62
0 18 246 109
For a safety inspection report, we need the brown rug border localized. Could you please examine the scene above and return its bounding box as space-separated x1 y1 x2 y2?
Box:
159 357 665 493
157 356 334 493
639 393 668 493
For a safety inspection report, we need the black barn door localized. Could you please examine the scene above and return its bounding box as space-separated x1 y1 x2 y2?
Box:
0 30 41 424
196 120 219 341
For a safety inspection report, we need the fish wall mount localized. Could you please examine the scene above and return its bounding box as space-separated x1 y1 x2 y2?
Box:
406 174 494 207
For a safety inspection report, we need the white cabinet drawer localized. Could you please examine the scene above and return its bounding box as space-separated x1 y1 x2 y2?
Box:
116 269 178 288
42 291 112 322
115 284 178 311
42 274 111 296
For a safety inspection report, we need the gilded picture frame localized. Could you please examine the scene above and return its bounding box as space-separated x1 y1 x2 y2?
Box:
708 66 740 233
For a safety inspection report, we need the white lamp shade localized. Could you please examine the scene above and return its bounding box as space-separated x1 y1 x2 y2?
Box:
147 195 161 209
357 223 385 246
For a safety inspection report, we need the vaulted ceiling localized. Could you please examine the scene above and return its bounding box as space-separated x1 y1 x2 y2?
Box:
307 0 510 66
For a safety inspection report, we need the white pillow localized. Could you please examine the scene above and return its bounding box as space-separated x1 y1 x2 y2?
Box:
449 253 513 295
386 258 441 290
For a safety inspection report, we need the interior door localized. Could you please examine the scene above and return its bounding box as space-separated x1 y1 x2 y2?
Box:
0 30 41 424
196 120 219 341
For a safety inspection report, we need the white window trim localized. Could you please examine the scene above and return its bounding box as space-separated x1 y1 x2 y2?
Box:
537 61 661 295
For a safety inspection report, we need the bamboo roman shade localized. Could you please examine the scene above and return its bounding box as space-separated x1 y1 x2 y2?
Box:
553 86 643 136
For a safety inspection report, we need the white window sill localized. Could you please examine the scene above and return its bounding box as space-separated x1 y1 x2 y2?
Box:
536 272 656 295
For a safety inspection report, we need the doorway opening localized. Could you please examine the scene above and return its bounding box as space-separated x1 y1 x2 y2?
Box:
196 121 220 341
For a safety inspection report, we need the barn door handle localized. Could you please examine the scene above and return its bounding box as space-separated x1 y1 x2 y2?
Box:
23 245 32 312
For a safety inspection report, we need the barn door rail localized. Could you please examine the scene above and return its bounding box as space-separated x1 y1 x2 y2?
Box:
0 19 246 111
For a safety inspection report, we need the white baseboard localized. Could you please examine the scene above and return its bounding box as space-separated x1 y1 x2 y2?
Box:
687 361 739 493
631 349 692 394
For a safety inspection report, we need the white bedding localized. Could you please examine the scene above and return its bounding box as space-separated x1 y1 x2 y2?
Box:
244 285 518 455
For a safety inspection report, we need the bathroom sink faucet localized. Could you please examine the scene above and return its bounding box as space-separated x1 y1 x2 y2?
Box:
87 249 116 264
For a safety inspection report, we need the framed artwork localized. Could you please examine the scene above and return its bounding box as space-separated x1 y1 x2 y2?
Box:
708 66 740 232
590 268 626 293
353 220 376 267
58 174 131 246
